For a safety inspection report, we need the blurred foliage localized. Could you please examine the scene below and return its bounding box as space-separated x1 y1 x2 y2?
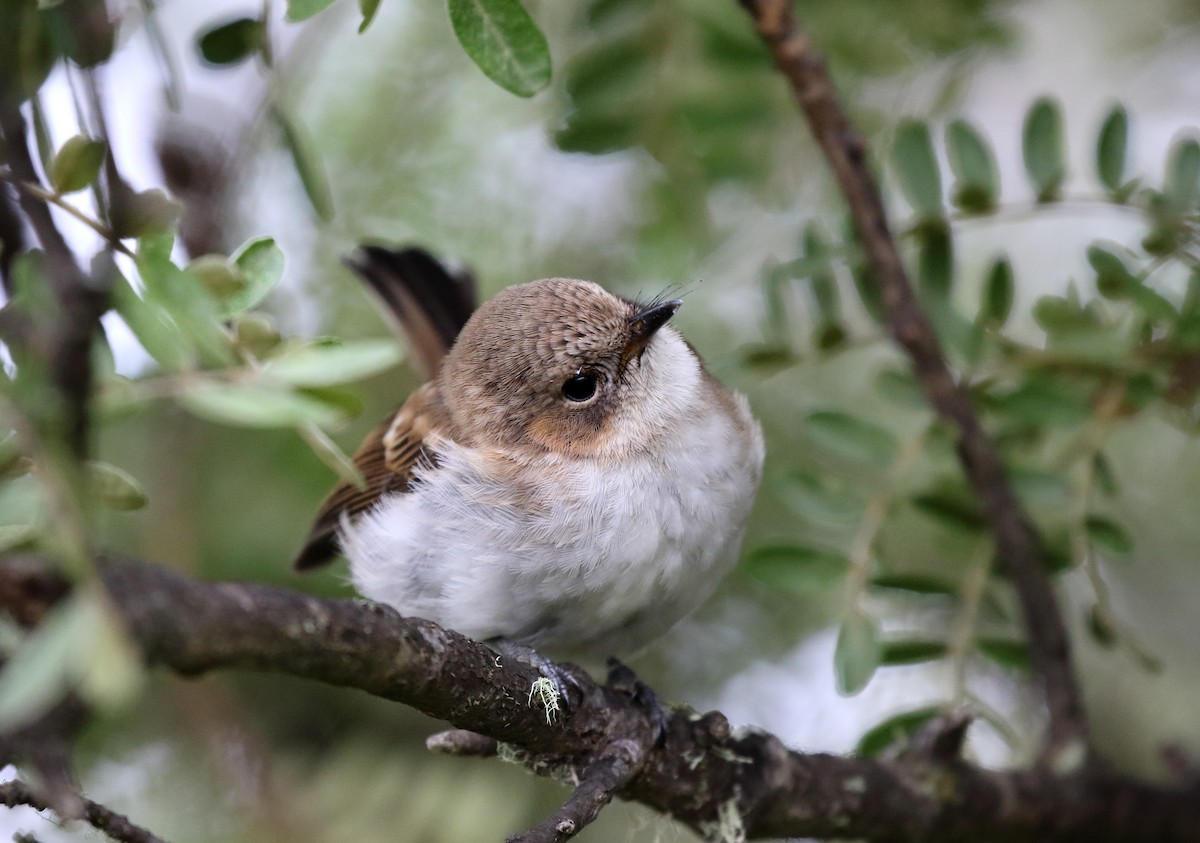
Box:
2 0 1200 840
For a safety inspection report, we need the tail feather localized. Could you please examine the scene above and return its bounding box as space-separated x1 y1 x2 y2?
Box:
343 245 477 378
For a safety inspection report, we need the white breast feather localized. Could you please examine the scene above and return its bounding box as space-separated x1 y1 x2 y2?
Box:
342 329 764 661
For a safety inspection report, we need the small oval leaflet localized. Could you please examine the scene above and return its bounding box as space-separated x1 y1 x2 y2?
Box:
50 135 106 194
1022 97 1066 202
879 639 948 666
856 707 940 757
803 410 898 466
892 120 943 221
743 544 850 591
1096 104 1128 195
946 119 998 212
835 609 881 696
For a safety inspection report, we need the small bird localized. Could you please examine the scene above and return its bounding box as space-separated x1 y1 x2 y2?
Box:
295 246 763 677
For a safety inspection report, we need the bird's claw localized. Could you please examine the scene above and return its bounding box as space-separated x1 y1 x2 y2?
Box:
606 657 671 745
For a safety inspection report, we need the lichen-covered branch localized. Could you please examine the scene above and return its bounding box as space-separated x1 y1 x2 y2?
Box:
736 0 1088 762
3 558 1192 842
507 738 646 843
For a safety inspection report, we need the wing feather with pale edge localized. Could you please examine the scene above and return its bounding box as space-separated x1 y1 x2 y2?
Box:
292 382 440 570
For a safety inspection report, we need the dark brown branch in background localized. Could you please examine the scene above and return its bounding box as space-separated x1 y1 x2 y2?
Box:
736 0 1088 762
0 182 25 293
0 110 107 460
3 558 1192 842
0 779 167 843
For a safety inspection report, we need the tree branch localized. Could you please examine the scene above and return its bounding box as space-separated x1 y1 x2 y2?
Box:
0 779 166 843
507 739 645 843
2 558 1191 842
0 111 108 461
736 0 1088 762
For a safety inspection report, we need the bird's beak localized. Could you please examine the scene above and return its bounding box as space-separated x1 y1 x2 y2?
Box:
623 299 683 361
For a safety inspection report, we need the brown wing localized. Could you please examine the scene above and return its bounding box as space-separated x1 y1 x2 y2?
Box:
292 382 443 570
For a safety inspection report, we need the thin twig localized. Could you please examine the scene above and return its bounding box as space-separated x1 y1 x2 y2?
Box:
737 0 1088 764
507 739 646 843
0 170 134 258
0 779 167 843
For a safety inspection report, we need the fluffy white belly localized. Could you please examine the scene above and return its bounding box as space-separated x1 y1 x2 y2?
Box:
341 402 762 662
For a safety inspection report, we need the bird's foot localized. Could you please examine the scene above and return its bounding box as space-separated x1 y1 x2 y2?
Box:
492 640 583 723
606 657 671 745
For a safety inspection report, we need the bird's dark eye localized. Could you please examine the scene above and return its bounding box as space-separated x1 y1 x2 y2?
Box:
561 372 598 403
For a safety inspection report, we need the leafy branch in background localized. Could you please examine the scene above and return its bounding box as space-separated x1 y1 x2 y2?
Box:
743 94 1198 753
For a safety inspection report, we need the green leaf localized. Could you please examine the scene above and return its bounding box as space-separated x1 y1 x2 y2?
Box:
1085 514 1133 557
1041 531 1074 573
1032 294 1100 334
880 639 947 666
111 272 195 372
285 0 338 21
892 120 943 220
1164 136 1200 212
743 545 850 591
135 236 233 367
112 188 182 239
555 110 640 156
0 595 88 730
1088 244 1175 320
179 381 350 429
0 524 38 553
917 223 953 299
980 256 1014 326
911 486 984 534
77 593 142 711
358 0 383 32
1010 467 1072 509
856 707 940 757
448 0 552 98
188 254 245 301
785 472 863 524
874 368 926 409
1022 97 1066 202
1096 104 1128 194
946 119 998 212
869 574 957 598
975 637 1030 673
87 461 148 511
1086 604 1117 649
803 411 898 465
233 312 282 357
1088 244 1138 300
850 259 887 325
273 109 333 221
222 237 284 316
197 16 264 66
264 339 404 387
49 134 106 194
835 609 881 696
802 222 840 326
1092 452 1118 497
739 343 796 371
988 376 1094 427
297 385 365 417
